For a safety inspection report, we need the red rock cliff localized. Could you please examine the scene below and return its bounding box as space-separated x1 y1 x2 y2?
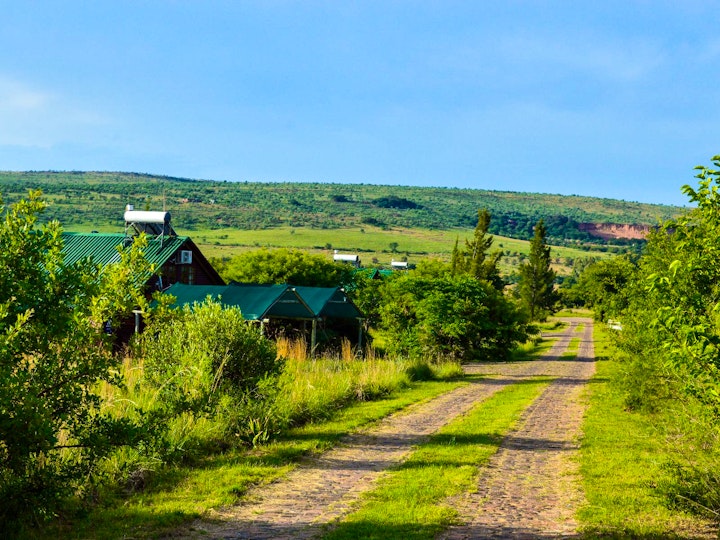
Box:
578 223 650 240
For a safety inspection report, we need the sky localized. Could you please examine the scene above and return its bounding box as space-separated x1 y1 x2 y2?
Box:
1 1 719 206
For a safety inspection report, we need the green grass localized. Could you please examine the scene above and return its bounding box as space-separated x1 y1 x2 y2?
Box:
554 308 593 317
511 335 555 361
322 376 551 540
182 225 607 273
66 219 608 275
577 324 713 538
38 379 465 540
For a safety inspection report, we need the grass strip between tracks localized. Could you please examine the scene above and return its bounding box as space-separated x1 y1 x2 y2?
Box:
322 375 552 540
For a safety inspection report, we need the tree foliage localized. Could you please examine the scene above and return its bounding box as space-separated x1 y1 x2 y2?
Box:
632 161 720 416
217 248 353 287
517 219 558 320
590 156 720 517
451 208 503 289
377 273 526 362
574 256 636 321
0 192 151 527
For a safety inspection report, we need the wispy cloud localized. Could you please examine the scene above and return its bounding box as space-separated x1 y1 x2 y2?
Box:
0 77 110 148
0 79 50 111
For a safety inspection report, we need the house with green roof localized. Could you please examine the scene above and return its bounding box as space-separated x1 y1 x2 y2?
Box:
62 232 224 291
61 209 224 342
62 208 224 293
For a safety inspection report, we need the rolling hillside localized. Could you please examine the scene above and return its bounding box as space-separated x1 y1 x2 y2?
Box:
0 171 682 247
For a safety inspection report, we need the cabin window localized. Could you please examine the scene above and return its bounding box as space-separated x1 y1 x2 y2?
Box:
180 265 195 285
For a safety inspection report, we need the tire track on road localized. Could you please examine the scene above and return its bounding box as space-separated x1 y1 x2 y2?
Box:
441 318 595 539
172 320 585 540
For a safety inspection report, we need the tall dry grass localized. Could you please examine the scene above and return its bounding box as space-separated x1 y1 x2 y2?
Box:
273 337 462 426
95 335 463 481
276 335 308 361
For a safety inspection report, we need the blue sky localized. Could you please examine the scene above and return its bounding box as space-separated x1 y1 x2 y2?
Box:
1 1 718 206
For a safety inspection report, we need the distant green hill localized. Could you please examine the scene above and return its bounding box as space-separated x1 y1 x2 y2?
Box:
0 171 682 245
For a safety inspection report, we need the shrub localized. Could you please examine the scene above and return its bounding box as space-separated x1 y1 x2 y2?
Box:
0 193 150 532
378 274 527 362
139 299 280 414
217 248 352 287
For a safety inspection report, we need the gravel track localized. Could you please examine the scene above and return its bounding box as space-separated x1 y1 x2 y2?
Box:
441 318 594 539
172 318 593 539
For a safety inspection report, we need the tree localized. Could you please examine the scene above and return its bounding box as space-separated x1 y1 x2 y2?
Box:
218 248 353 287
451 208 503 289
0 192 150 528
517 219 558 320
377 274 526 362
574 256 636 321
610 156 720 516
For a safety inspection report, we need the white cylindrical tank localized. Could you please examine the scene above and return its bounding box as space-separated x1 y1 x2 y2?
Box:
124 210 171 224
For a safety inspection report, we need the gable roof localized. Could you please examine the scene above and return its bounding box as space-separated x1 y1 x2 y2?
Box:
223 284 315 320
61 232 225 286
292 286 363 319
159 283 226 305
62 232 189 268
164 283 316 321
163 283 364 321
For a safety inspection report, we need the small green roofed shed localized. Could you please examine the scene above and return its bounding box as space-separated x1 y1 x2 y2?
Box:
164 283 316 321
164 283 365 355
219 284 316 321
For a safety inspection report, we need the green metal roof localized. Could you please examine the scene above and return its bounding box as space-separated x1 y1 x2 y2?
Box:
61 232 189 268
164 283 316 321
163 283 363 321
351 268 382 280
283 286 363 319
160 283 226 306
222 284 315 320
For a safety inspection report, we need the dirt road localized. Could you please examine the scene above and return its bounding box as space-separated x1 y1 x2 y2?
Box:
441 318 594 539
175 318 594 539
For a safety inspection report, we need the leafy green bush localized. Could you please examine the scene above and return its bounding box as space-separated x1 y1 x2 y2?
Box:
0 193 151 532
607 156 720 518
139 299 280 413
216 247 353 287
377 274 527 362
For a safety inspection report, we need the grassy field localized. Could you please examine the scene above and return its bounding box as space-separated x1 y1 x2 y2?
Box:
66 221 610 275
